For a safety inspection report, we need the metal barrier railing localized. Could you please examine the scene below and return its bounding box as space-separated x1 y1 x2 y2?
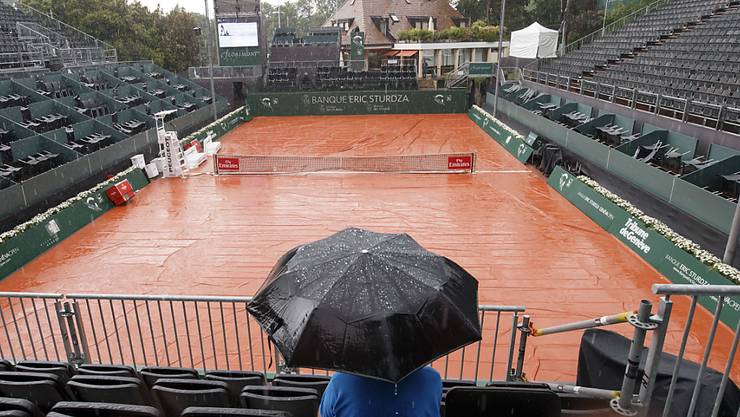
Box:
513 284 739 417
0 292 524 382
652 284 740 417
519 68 739 135
0 285 735 416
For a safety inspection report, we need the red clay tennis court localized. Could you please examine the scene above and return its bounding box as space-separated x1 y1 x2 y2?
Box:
0 114 736 382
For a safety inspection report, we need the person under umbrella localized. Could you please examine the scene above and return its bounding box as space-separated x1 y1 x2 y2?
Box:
248 227 482 417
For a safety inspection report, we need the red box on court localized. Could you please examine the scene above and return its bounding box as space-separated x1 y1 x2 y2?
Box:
106 179 135 206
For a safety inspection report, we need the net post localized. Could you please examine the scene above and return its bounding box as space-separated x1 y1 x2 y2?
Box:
213 150 220 175
471 152 477 173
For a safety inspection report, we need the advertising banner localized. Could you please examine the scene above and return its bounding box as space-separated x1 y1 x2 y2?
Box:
550 166 740 328
0 169 149 281
247 90 468 116
468 107 534 163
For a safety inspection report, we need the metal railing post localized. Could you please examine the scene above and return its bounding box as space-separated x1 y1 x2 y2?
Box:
514 315 530 380
638 296 672 415
505 312 518 382
612 300 655 416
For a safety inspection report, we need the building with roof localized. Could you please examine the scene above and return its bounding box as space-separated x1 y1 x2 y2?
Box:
324 0 508 78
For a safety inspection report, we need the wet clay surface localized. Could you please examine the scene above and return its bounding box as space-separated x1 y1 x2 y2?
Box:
2 114 736 382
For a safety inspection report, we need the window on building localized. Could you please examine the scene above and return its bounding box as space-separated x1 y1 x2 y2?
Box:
389 13 399 23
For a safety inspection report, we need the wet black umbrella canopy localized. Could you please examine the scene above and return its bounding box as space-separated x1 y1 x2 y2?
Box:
247 227 481 383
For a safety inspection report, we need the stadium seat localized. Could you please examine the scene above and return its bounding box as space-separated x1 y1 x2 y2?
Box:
444 386 561 417
14 361 73 382
77 364 137 378
0 371 69 413
66 375 151 406
240 386 319 417
0 410 28 417
0 363 11 372
151 379 230 417
49 402 160 417
181 407 290 417
272 374 331 398
0 397 42 417
139 367 198 388
204 371 265 407
442 379 476 393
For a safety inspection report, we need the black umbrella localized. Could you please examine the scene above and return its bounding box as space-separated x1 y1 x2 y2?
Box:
247 227 481 383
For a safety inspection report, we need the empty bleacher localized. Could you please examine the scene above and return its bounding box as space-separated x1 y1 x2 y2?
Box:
265 65 418 91
0 1 114 73
0 61 223 229
528 0 740 132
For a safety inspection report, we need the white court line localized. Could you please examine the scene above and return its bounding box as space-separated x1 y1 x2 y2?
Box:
205 169 532 176
475 169 531 174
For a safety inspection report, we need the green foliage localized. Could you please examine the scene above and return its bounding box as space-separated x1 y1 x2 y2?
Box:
260 0 338 40
451 0 654 48
21 0 203 73
398 22 499 42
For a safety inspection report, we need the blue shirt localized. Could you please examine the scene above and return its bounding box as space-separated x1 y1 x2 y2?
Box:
319 367 442 417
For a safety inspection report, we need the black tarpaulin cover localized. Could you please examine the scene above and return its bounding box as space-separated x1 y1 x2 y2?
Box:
577 329 740 417
247 227 481 383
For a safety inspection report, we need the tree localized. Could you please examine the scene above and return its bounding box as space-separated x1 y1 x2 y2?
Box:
22 0 203 73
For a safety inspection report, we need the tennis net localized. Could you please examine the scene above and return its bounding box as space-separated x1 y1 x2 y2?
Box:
214 152 476 174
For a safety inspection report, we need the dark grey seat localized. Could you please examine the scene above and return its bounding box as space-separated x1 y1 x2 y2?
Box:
240 386 318 417
181 407 290 417
66 375 151 406
0 397 41 417
445 386 561 417
205 371 265 407
0 372 68 413
139 367 198 389
14 361 73 383
0 410 27 417
77 365 137 378
0 362 12 372
152 379 230 417
50 401 160 417
272 374 330 398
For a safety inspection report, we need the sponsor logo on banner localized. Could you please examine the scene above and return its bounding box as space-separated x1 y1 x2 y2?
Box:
41 220 61 249
217 157 241 172
434 94 445 106
619 218 651 254
0 247 19 268
559 173 573 191
517 144 527 158
85 195 104 212
261 97 274 110
448 156 472 170
307 94 410 105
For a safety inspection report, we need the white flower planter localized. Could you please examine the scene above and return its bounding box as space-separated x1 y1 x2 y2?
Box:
578 174 740 284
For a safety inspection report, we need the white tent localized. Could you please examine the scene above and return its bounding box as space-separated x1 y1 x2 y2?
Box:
509 22 559 59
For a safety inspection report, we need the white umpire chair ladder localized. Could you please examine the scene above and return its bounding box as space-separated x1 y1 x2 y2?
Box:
155 110 188 178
